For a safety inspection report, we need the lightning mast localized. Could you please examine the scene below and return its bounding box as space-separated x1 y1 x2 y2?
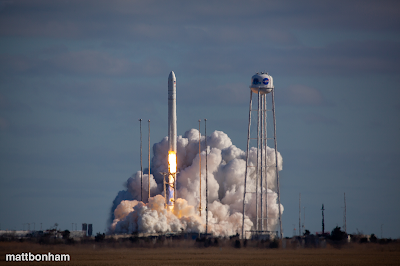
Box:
148 119 151 201
205 118 208 235
139 119 143 201
199 119 202 216
322 204 325 235
299 193 301 236
344 192 347 234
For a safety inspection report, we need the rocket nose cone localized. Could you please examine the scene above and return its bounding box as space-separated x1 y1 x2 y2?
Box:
169 71 176 80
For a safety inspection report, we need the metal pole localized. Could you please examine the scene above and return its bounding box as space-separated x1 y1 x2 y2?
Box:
148 119 151 201
163 173 167 208
272 89 283 239
256 89 260 231
303 207 305 233
174 172 177 203
322 204 325 235
260 94 264 231
199 119 202 216
242 90 253 239
205 118 208 235
299 193 301 236
344 192 347 234
139 119 143 202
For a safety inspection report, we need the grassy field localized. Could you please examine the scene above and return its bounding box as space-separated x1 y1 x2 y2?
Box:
1 241 399 265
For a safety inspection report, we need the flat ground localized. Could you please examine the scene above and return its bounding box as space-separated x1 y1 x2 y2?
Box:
1 241 399 265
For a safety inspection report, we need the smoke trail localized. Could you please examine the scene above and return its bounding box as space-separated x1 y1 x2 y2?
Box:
109 129 283 237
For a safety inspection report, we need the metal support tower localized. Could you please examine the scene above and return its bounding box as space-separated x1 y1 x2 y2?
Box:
321 204 325 235
205 118 208 235
272 87 283 239
299 193 301 236
139 119 143 202
148 119 151 201
198 120 202 216
344 192 347 234
241 76 282 239
303 207 305 233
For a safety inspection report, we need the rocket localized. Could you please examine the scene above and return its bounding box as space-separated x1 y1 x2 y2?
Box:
167 71 177 208
168 71 177 153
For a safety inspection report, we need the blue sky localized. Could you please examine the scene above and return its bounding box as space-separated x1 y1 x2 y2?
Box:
0 0 399 238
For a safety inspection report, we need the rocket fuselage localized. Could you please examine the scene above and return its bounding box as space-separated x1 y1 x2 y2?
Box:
167 71 177 207
168 71 177 153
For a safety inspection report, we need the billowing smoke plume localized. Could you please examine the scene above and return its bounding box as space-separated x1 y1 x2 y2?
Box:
109 129 283 237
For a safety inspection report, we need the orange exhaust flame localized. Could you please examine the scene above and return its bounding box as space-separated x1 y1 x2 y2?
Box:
168 151 177 174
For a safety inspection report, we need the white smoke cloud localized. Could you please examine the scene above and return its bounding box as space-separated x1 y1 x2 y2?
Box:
109 129 283 237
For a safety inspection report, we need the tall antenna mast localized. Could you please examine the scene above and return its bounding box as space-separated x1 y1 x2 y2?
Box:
139 119 143 201
344 192 347 234
205 118 208 235
241 89 252 239
272 88 282 239
199 119 202 216
255 90 260 231
148 119 151 201
303 207 305 233
321 204 325 235
299 193 301 236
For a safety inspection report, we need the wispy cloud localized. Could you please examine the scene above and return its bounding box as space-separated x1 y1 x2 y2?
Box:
278 85 332 106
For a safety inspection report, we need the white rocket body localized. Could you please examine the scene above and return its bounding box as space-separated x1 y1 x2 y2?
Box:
167 71 177 207
168 71 177 153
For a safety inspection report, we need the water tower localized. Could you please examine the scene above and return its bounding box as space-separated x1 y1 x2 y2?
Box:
241 72 283 239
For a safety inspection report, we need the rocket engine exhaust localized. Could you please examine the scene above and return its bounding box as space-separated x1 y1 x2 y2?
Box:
167 71 177 209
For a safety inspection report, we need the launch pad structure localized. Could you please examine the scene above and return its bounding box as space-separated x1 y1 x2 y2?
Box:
241 72 283 239
137 71 282 239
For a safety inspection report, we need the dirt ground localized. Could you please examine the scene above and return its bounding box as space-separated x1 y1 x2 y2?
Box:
1 241 399 265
